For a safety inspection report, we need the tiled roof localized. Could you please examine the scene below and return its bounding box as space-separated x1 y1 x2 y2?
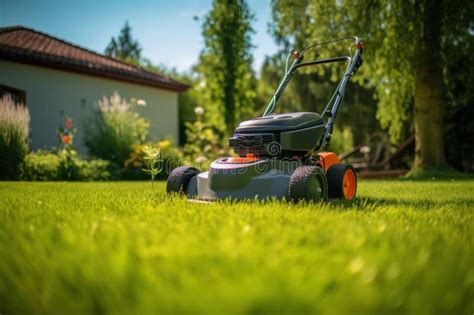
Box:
0 26 188 92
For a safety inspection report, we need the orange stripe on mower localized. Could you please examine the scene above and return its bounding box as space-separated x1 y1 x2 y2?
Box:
317 152 340 172
225 154 259 164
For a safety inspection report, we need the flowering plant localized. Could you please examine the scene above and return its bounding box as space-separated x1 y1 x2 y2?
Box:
124 140 183 180
57 117 76 148
141 145 162 187
56 117 81 179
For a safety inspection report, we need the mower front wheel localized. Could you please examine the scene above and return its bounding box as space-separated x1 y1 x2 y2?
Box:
326 163 357 200
166 166 200 196
288 166 328 202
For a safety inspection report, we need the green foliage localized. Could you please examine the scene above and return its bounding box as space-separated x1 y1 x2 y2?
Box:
20 150 111 181
183 107 224 169
85 92 149 166
57 147 83 180
0 94 30 180
327 126 354 154
443 16 474 172
0 180 473 314
197 0 258 136
79 159 112 181
178 86 201 145
104 21 142 62
20 151 60 181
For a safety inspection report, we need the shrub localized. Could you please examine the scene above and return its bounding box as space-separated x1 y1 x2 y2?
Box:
21 117 112 181
85 92 149 166
79 159 113 181
328 126 354 155
20 151 60 181
0 94 30 180
21 150 112 181
183 106 224 170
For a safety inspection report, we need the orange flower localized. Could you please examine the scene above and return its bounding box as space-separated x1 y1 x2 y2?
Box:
65 118 74 129
62 135 72 144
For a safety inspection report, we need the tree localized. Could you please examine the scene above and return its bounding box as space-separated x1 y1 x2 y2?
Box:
271 0 473 173
105 21 142 63
443 7 474 172
197 0 257 136
412 0 446 170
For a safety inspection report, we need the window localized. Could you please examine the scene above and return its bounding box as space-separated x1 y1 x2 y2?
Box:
0 84 27 105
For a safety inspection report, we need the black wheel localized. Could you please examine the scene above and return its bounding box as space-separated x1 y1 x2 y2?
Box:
326 163 357 200
166 166 200 195
288 166 328 202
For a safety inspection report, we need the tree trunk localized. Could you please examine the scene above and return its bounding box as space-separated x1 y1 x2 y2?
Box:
412 0 447 171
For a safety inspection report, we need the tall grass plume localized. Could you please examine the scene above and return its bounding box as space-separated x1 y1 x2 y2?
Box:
0 94 30 179
85 91 149 166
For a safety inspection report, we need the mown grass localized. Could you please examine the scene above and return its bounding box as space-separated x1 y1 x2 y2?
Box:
0 179 473 315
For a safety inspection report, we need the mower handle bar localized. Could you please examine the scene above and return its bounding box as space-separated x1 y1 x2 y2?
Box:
262 36 363 151
293 56 351 70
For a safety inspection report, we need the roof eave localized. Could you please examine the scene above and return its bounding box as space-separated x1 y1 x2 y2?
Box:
0 46 189 93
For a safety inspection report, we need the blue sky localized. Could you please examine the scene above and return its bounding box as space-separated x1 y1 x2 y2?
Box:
0 0 278 72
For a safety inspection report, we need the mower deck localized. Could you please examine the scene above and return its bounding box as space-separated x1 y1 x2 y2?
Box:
186 158 302 201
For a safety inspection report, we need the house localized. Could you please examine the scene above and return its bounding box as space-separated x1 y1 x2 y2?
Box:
0 25 188 152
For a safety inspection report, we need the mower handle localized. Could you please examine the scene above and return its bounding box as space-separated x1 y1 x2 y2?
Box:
262 36 363 118
299 36 362 57
262 37 363 151
293 56 351 70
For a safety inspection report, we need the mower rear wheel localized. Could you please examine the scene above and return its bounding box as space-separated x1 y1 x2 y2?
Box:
166 166 200 195
288 166 328 202
326 163 357 200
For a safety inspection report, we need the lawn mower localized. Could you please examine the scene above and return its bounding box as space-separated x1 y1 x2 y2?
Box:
167 36 363 202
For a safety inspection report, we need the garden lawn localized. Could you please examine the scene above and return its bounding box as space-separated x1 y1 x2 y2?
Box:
0 179 473 315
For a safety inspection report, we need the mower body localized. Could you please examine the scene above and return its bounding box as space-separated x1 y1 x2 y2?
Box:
230 112 325 157
187 112 327 201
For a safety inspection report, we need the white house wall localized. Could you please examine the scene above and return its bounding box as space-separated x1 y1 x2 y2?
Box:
0 60 179 153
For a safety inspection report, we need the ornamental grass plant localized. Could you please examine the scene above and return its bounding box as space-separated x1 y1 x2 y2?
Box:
0 94 30 180
85 92 149 166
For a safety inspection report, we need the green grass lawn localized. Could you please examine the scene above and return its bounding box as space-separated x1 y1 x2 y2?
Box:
0 179 473 315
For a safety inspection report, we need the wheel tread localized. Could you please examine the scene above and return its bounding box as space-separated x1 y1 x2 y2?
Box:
326 163 357 199
288 166 328 202
166 166 200 195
